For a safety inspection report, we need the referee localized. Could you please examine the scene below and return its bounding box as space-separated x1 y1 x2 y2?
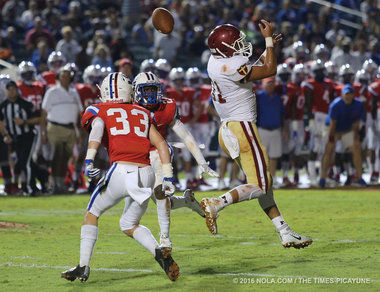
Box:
0 81 40 196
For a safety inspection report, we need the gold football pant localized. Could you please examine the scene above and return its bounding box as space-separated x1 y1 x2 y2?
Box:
219 121 272 193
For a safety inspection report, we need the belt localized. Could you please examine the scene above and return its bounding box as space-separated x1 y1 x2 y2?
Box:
48 120 75 129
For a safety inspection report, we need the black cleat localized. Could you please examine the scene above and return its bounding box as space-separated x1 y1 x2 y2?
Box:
61 265 90 282
154 247 179 281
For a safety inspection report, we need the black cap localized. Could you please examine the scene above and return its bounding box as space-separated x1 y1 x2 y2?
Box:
5 80 18 89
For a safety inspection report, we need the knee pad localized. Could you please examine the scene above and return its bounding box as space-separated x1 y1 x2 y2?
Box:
258 187 276 210
119 214 137 234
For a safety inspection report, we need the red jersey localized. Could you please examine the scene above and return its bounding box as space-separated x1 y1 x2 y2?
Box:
41 71 56 86
16 81 45 111
82 103 153 164
75 83 100 108
275 82 292 119
287 82 304 120
150 97 177 140
302 78 334 113
196 85 211 123
369 80 380 109
166 87 195 123
353 83 371 113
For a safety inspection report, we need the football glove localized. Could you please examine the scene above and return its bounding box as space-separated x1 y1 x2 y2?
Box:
198 162 219 178
162 177 175 197
84 159 100 178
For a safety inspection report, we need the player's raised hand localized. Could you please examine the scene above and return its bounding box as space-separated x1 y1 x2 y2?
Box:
273 33 283 47
258 19 274 38
162 177 175 196
198 163 219 178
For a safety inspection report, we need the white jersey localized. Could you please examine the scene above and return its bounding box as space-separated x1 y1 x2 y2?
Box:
207 55 256 122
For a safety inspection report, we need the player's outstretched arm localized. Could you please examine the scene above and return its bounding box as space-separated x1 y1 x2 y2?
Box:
84 117 104 178
171 119 219 178
247 20 278 81
150 124 175 196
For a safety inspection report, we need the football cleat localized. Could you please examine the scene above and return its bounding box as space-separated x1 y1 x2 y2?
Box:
200 197 220 234
184 189 205 217
159 233 172 249
217 179 227 190
277 225 312 249
154 247 180 281
61 265 90 282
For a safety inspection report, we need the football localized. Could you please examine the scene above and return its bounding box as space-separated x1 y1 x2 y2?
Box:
152 7 174 34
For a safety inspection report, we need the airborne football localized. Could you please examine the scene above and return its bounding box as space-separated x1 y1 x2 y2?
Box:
0 1 379 291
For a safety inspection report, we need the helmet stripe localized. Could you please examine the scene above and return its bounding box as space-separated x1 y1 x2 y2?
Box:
145 72 151 80
109 73 114 99
114 72 119 99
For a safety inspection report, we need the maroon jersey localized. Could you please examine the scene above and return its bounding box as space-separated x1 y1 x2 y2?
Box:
369 80 380 109
41 71 56 86
353 83 371 113
196 84 211 123
16 81 45 111
302 78 334 113
166 87 196 124
75 83 100 108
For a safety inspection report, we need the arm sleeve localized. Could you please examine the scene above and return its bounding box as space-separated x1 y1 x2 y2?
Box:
171 119 207 165
88 117 105 143
229 62 252 82
330 105 338 121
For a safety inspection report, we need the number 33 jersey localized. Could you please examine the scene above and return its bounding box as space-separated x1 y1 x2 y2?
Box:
82 103 153 165
207 54 256 122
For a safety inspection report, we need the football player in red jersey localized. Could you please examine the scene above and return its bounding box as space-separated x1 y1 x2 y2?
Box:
122 71 217 249
368 68 380 183
167 67 204 189
154 58 171 91
362 59 378 82
335 64 355 97
302 59 335 185
39 51 66 87
324 61 339 84
62 72 180 282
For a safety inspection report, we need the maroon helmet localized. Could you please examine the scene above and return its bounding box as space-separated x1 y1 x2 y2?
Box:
207 24 252 58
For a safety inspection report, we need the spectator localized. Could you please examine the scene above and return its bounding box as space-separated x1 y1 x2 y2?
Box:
92 44 113 68
131 17 150 43
25 16 55 51
325 20 346 45
41 65 83 194
0 36 14 62
56 26 82 63
32 40 52 73
109 31 133 63
331 38 362 72
256 77 287 184
20 0 39 28
277 0 297 24
320 84 366 187
155 33 181 65
1 0 25 29
0 81 40 196
117 58 133 79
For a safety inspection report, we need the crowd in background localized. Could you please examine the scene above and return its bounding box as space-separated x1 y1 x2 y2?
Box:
0 0 380 195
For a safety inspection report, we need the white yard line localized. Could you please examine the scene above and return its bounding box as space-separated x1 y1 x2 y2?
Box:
1 262 379 282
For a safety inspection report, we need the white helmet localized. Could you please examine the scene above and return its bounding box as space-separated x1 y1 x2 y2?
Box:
155 58 171 79
313 44 329 61
100 66 112 79
277 63 291 83
355 69 370 84
324 61 337 74
133 72 163 109
292 41 309 61
0 74 12 102
18 61 37 84
310 59 325 78
292 63 307 84
339 64 354 77
185 67 202 88
83 65 103 85
47 51 66 73
99 72 133 103
362 59 378 79
140 59 155 73
169 67 185 81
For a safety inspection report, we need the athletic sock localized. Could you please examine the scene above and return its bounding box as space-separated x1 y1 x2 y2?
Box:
132 225 158 255
271 216 288 230
170 196 186 209
185 172 193 181
156 198 170 236
216 184 264 210
79 225 98 267
307 161 316 180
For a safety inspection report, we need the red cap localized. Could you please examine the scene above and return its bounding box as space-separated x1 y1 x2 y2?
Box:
119 58 132 67
262 76 275 83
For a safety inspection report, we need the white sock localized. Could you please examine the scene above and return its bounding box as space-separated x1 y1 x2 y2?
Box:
216 184 264 210
271 216 288 230
185 172 193 181
156 198 170 236
170 196 186 209
307 161 316 180
132 225 158 255
79 225 98 267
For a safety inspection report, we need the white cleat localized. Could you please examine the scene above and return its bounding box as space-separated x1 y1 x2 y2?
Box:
184 189 205 217
217 180 227 190
200 197 220 235
159 233 172 250
277 225 313 249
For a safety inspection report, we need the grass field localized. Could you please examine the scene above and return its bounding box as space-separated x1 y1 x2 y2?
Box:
0 189 379 291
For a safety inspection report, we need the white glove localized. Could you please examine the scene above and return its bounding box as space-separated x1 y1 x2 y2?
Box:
162 177 175 196
198 162 219 178
84 159 100 178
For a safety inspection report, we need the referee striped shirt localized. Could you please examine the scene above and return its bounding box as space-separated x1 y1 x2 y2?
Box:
0 97 35 137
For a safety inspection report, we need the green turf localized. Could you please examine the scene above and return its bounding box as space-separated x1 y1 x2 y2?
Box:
0 189 379 291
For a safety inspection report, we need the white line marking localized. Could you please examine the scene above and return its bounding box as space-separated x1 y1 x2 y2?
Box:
1 262 379 282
